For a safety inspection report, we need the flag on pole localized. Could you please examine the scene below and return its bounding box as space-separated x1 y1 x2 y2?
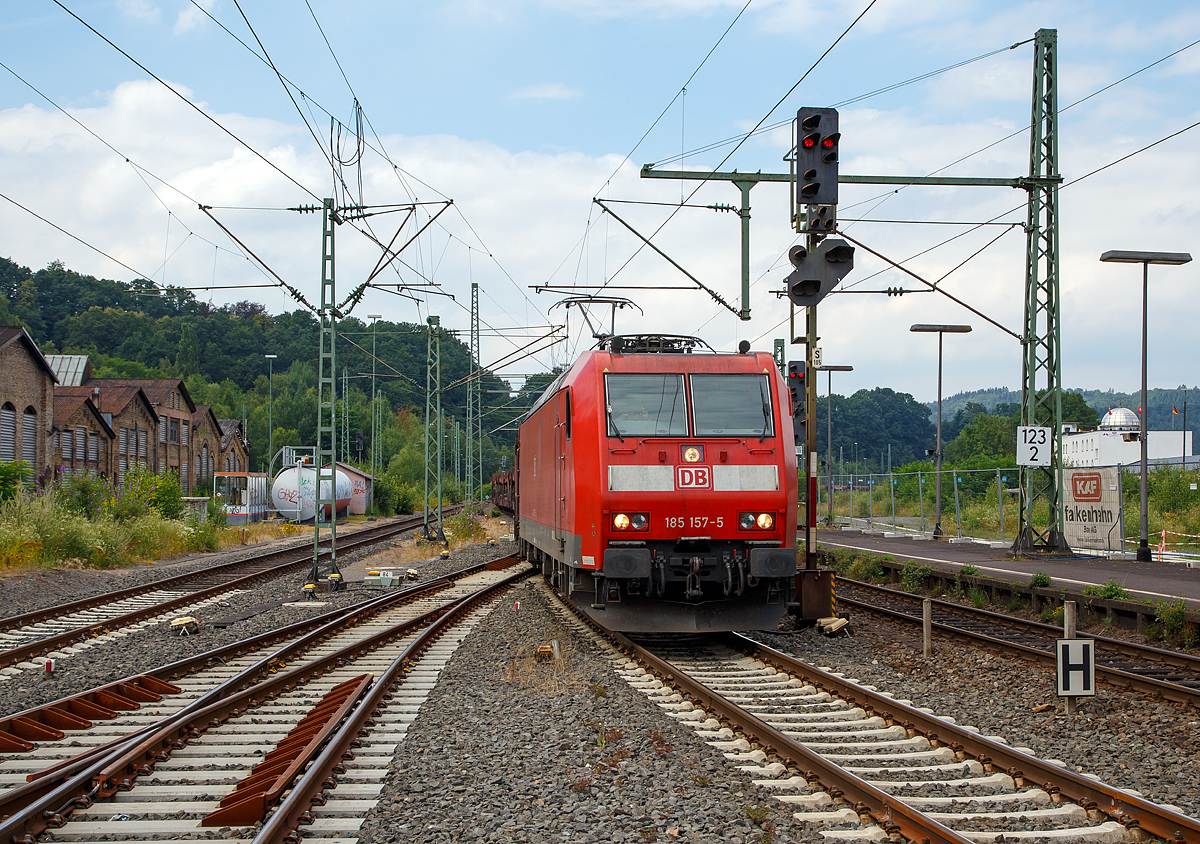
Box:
1173 407 1179 414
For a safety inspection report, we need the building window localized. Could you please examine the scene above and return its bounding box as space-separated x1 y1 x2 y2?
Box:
75 427 86 461
0 403 15 462
181 461 188 492
139 429 147 461
22 408 37 465
181 421 189 446
119 428 128 456
159 417 167 443
170 419 180 444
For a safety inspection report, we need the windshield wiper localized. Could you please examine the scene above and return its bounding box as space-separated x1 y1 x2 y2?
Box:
758 380 771 442
607 404 625 442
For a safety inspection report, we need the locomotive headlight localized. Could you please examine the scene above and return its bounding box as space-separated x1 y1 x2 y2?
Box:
739 512 756 530
613 513 631 530
682 446 702 463
630 513 648 530
756 512 775 530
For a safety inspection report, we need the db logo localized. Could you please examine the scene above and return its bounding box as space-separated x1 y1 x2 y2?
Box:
1072 472 1102 502
676 466 711 489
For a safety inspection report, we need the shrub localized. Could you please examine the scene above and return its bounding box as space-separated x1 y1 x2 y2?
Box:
1082 579 1127 600
444 510 485 545
56 473 109 519
846 554 885 583
149 469 184 519
967 587 988 608
1029 571 1052 588
0 461 30 502
1155 599 1186 642
206 496 228 529
959 564 981 577
900 563 933 593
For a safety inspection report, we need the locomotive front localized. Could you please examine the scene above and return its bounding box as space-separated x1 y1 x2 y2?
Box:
561 340 797 632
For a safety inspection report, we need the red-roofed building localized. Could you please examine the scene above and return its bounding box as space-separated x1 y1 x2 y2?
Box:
54 384 157 485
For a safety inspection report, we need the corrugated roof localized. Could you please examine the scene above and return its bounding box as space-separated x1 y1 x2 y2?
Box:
45 355 90 386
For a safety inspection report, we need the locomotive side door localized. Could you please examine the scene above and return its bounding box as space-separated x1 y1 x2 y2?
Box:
553 390 566 553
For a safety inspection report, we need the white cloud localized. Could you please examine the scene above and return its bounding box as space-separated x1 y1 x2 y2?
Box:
116 0 160 23
174 0 215 35
508 82 584 101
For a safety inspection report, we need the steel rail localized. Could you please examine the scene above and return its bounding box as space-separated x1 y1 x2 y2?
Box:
0 575 459 828
254 563 530 844
0 516 414 633
844 579 1200 673
1 576 458 767
603 628 974 844
837 581 1200 707
0 559 511 842
0 512 433 672
731 632 1200 844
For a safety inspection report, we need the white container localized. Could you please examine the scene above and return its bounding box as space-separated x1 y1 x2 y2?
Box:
271 466 353 522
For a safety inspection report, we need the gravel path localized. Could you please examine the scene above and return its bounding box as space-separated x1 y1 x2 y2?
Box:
358 582 803 844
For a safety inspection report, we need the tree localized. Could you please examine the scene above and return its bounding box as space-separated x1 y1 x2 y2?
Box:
945 413 1016 463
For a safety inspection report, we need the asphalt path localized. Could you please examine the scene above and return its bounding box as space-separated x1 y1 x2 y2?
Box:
812 528 1200 609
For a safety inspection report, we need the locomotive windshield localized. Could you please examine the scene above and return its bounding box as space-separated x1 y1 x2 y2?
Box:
605 373 688 437
691 374 775 437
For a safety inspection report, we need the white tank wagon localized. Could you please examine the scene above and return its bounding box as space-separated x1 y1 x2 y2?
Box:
271 466 353 522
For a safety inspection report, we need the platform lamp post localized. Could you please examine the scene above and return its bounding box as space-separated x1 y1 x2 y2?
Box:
1099 250 1192 562
264 354 277 477
910 324 972 537
368 314 382 514
816 365 853 525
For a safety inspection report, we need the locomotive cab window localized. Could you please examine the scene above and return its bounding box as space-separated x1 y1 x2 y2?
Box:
605 373 688 438
691 374 775 437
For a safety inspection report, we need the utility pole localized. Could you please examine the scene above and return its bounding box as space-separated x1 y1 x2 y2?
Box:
423 315 445 542
312 197 339 584
1016 28 1068 552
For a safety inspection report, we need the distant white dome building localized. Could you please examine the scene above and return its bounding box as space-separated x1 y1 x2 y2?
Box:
1098 407 1140 430
1062 407 1191 467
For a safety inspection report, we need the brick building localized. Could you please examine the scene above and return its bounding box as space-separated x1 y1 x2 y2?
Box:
219 419 250 473
96 380 198 492
191 405 223 489
51 392 114 479
0 327 57 478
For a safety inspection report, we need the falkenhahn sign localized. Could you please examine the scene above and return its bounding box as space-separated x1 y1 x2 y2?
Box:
1062 467 1121 552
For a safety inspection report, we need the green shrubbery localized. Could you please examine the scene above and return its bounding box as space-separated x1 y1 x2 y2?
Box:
0 469 223 569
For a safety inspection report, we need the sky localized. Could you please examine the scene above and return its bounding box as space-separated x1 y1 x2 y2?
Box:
2 0 1199 403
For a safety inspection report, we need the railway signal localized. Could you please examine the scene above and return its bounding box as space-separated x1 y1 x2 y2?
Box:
785 238 855 308
787 361 806 429
796 107 840 207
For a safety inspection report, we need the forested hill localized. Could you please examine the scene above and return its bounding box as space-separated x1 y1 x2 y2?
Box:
5 256 507 424
936 386 1199 438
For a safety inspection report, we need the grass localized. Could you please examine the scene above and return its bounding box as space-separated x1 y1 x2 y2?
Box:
503 622 583 696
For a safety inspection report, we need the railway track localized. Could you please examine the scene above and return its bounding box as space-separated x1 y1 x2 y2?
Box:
0 556 527 844
535 580 1200 843
836 578 1200 707
0 512 446 683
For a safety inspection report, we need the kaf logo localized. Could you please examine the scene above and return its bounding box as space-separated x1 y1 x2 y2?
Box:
676 465 711 489
1072 472 1103 502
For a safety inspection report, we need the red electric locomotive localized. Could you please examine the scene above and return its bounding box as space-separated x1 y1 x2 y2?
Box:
511 335 798 632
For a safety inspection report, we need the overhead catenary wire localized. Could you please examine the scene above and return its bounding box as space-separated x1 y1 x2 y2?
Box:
598 0 879 294
51 0 318 202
